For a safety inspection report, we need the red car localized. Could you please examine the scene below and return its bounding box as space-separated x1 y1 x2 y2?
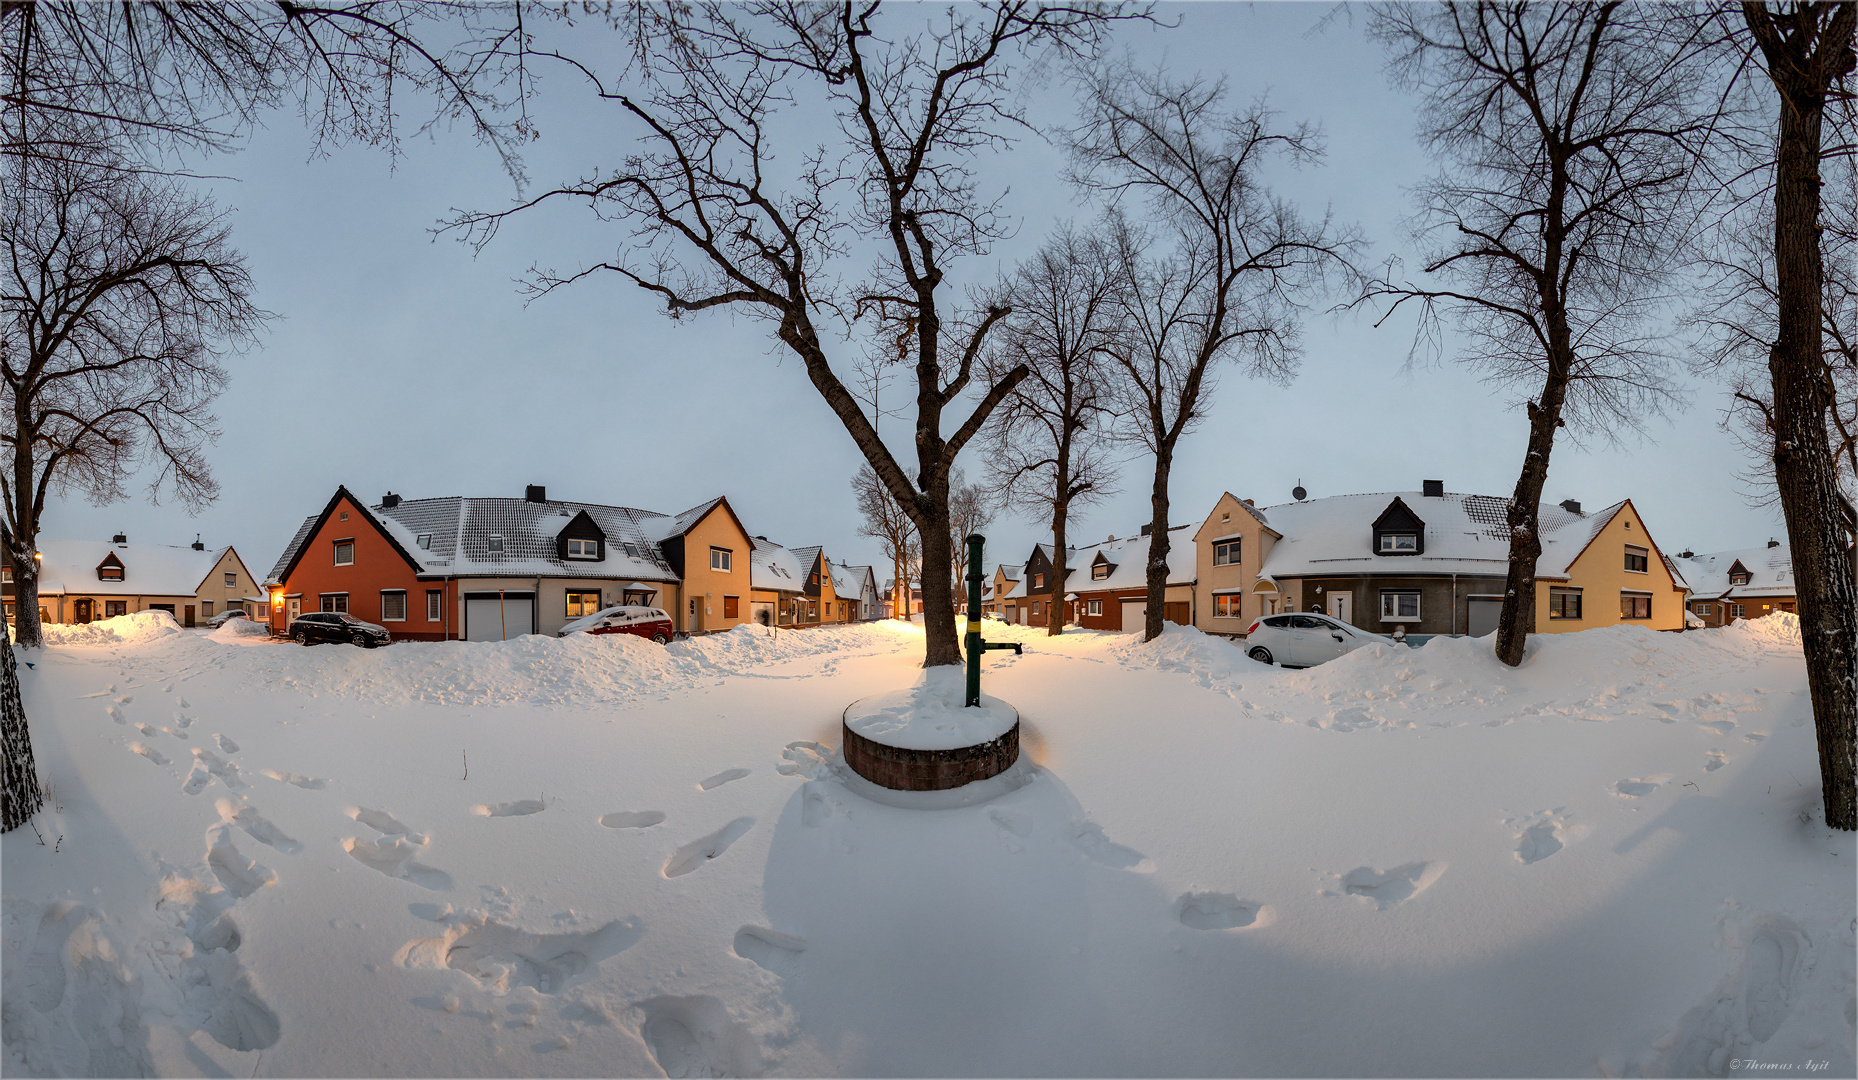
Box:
557 605 675 644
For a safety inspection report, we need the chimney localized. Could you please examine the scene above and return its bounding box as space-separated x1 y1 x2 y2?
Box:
1422 479 1445 498
381 492 401 509
191 534 204 551
1768 537 1780 548
112 532 126 544
1560 499 1582 514
525 484 547 503
1679 549 1694 558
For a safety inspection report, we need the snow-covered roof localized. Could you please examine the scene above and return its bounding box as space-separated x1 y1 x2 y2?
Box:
646 496 726 543
36 538 230 597
1252 491 1591 582
1069 525 1197 593
749 538 806 594
1671 544 1796 600
789 546 823 579
829 562 875 602
266 492 682 586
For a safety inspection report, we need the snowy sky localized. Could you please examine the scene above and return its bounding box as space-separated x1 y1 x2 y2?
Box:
35 3 1787 582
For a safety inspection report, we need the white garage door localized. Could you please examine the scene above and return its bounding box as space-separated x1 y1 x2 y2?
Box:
466 595 534 641
1467 596 1503 638
1120 600 1146 633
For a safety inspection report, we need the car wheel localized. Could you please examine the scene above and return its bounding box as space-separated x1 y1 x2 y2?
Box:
351 632 368 647
1247 646 1274 665
295 630 311 645
651 632 669 645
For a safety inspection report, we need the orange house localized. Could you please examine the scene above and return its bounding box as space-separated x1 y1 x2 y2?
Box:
265 487 454 640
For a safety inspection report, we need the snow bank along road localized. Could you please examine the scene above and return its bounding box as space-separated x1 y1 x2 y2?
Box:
3 612 1853 1077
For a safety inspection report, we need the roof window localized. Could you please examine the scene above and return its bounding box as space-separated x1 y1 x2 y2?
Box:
487 535 504 553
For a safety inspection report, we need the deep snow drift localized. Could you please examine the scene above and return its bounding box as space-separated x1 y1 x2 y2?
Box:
3 613 1853 1077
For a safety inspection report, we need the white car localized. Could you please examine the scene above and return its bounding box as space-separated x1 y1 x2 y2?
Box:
1243 612 1396 668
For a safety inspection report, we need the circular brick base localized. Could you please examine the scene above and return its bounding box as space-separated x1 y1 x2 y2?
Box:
841 713 1020 792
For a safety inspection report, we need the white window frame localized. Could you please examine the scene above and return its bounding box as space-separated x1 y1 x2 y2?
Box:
1378 533 1418 553
565 590 602 617
1214 592 1243 618
1091 563 1110 580
711 547 732 571
1548 587 1583 620
1695 602 1713 617
332 539 355 566
566 538 598 559
1729 603 1746 618
1213 539 1240 566
427 590 443 622
380 590 407 622
1379 589 1422 621
224 572 237 588
1624 545 1649 574
1620 590 1652 619
1087 599 1102 616
487 534 504 553
104 600 127 618
320 593 349 613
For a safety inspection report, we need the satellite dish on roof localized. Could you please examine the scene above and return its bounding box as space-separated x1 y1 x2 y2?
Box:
1292 480 1307 501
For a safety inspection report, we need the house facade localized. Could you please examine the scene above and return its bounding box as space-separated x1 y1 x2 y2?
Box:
17 535 260 628
749 537 807 626
264 485 763 640
1190 482 1686 638
1070 526 1197 632
1672 542 1797 627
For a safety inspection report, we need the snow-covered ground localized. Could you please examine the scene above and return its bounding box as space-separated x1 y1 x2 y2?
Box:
3 612 1853 1077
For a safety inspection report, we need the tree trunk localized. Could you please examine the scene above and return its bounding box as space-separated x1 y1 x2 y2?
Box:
1757 0 1858 829
1493 396 1564 665
2 631 44 833
8 415 46 648
1144 449 1173 643
1048 498 1069 637
916 500 962 666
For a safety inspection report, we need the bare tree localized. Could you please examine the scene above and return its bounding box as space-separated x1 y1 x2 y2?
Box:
447 2 1144 667
1735 1 1857 831
947 470 994 612
1 1 536 178
3 133 264 650
980 223 1123 635
1072 66 1355 643
853 464 919 621
0 618 39 831
1366 2 1719 667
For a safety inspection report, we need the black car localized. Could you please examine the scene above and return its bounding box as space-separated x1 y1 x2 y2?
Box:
289 612 391 647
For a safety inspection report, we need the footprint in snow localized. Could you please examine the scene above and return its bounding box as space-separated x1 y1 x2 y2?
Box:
1332 861 1447 909
260 769 328 790
663 818 754 878
215 734 240 754
217 799 301 854
1175 891 1267 930
129 741 169 765
1614 774 1669 797
1699 719 1736 734
472 800 545 818
733 925 806 973
600 811 665 829
348 807 422 840
698 768 750 791
1705 750 1728 772
1509 810 1577 864
1067 819 1153 872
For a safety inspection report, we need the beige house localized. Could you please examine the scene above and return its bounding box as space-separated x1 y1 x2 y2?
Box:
1193 493 1283 632
28 535 260 628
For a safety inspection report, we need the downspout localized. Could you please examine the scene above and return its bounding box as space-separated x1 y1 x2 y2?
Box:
1451 574 1457 636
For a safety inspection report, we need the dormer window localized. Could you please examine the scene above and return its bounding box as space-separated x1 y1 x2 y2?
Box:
566 538 599 559
1092 563 1110 580
487 535 504 553
1371 497 1427 556
1728 561 1750 586
97 553 125 582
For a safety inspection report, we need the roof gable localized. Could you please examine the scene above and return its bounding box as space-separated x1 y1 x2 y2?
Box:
270 486 426 587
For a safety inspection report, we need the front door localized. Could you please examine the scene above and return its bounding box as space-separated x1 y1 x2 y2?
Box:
286 598 301 628
1328 593 1350 626
74 598 93 623
689 597 703 633
184 604 196 627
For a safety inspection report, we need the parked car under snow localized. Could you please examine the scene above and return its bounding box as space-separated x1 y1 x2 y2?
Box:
558 605 675 644
1243 613 1395 668
289 612 391 647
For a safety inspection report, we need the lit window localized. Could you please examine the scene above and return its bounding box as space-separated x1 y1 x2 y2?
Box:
1548 588 1582 619
333 540 354 565
1215 594 1242 618
566 591 601 617
380 591 406 621
567 538 598 559
711 547 732 571
1379 533 1418 553
1380 590 1421 620
1214 540 1239 566
1624 546 1648 573
1620 593 1651 619
487 535 504 553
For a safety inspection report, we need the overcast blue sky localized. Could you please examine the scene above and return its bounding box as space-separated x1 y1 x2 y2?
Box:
36 3 1785 584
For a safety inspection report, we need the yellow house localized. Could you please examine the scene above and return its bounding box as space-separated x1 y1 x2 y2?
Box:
655 497 757 633
29 535 260 628
1192 492 1284 633
1534 499 1687 633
